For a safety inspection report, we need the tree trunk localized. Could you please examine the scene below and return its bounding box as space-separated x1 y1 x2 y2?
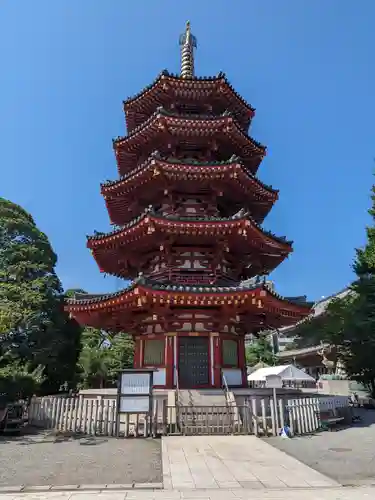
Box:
369 379 375 398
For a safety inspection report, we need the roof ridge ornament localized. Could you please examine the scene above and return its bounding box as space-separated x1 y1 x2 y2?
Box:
179 21 197 79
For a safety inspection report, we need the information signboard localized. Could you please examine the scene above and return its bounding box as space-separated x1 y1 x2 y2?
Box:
265 374 283 389
117 369 154 414
120 372 151 395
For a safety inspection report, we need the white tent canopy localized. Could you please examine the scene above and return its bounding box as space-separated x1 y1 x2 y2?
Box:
247 364 316 383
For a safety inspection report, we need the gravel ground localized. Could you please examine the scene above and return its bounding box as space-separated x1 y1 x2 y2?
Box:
267 409 375 486
0 428 162 487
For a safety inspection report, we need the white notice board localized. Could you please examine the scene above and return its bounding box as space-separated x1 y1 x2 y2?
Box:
119 396 150 413
265 374 283 389
120 372 151 395
118 370 153 414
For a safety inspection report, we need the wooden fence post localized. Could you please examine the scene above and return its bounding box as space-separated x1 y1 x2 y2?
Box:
287 399 294 436
270 399 276 436
260 399 267 435
278 398 284 431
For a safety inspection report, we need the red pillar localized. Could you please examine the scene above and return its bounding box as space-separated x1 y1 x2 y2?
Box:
165 335 174 388
133 337 141 368
213 334 222 388
238 337 247 387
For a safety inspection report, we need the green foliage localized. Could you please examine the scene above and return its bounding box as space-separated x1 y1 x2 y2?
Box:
78 329 134 389
106 333 135 381
0 198 82 399
293 295 354 349
245 336 276 366
340 185 375 393
0 363 45 403
65 288 86 299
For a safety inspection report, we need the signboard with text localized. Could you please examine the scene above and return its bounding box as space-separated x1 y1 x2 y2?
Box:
117 369 154 414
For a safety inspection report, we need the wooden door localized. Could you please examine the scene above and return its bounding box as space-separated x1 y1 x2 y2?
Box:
178 337 209 388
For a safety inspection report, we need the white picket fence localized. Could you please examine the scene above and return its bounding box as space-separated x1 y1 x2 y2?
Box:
28 395 157 438
241 396 320 437
245 395 350 437
28 394 349 438
286 398 320 435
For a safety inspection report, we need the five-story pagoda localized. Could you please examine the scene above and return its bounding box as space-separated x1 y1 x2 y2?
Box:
66 23 312 389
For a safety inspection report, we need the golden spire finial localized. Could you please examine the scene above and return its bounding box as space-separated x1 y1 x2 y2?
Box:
179 21 197 79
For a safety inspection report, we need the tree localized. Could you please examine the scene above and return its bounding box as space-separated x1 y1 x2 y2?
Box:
65 288 86 299
0 198 61 358
107 333 134 383
340 182 375 394
0 362 45 403
40 298 83 394
293 295 354 350
78 328 134 389
245 335 276 366
0 198 82 396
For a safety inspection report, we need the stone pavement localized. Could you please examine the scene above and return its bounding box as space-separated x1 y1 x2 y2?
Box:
268 408 375 486
0 486 375 499
162 435 339 490
1 434 370 499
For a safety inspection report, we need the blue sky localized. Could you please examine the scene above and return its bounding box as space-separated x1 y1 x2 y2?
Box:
1 0 374 301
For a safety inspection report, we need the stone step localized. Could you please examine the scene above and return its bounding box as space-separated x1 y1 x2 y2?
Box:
180 424 233 435
180 419 233 427
178 389 228 407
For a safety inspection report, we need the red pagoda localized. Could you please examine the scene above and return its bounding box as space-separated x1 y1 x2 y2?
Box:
66 23 312 389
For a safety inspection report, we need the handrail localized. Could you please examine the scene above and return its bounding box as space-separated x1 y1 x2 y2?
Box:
173 365 181 431
221 370 231 406
221 370 238 434
174 365 180 407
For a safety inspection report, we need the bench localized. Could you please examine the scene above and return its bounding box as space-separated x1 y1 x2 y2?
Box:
318 409 344 431
0 403 28 433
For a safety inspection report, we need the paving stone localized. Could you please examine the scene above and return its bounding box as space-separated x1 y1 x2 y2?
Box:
78 485 109 490
238 481 266 489
71 495 126 500
50 485 80 491
133 483 163 489
0 486 23 493
190 483 218 490
216 481 242 489
140 492 181 499
172 483 196 490
15 494 73 500
6 486 375 500
180 491 236 499
162 435 340 492
73 494 126 500
22 486 53 492
275 478 310 488
180 491 223 498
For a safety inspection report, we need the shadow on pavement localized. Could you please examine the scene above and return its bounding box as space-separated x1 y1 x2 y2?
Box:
0 426 109 446
267 408 375 486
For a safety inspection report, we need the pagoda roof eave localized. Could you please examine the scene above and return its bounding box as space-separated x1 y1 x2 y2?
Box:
65 278 312 316
100 153 278 199
113 108 265 154
277 345 326 359
86 209 293 251
123 70 255 114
